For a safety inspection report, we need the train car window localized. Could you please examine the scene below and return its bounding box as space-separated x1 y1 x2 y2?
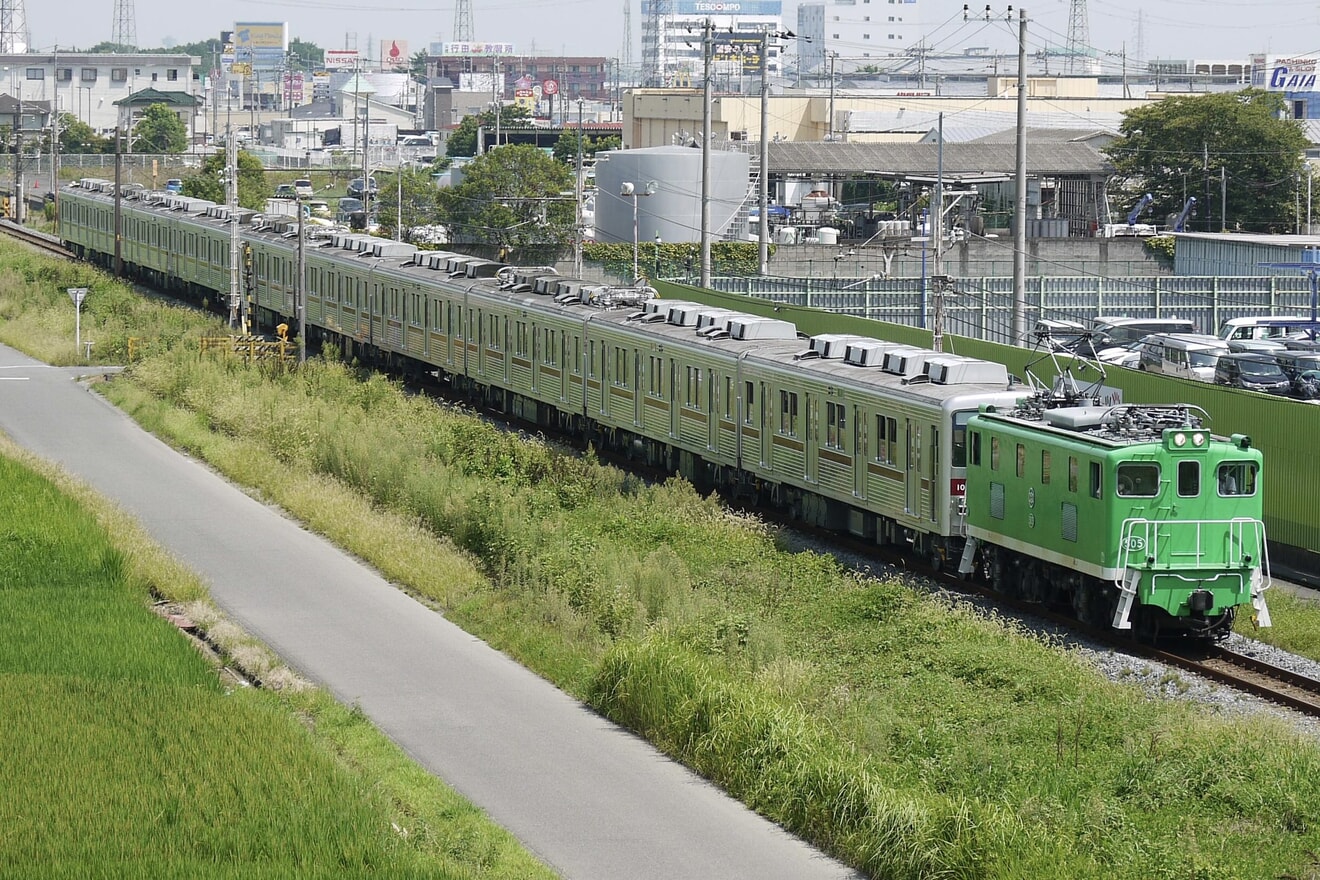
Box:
487 315 501 350
515 321 528 357
1041 450 1052 484
1068 456 1079 493
1178 460 1200 496
1090 461 1104 499
1218 462 1256 496
969 431 981 466
572 337 582 375
744 381 755 424
543 329 557 366
685 366 701 408
825 402 846 449
1015 443 1026 478
588 340 597 377
876 416 897 464
1117 463 1160 497
990 436 1000 470
648 356 663 397
779 390 799 437
723 377 733 419
951 412 972 467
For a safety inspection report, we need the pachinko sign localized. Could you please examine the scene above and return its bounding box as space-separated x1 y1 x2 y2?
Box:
1254 55 1320 91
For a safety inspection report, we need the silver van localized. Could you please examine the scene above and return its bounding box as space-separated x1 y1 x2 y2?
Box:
1137 333 1229 382
1090 316 1196 348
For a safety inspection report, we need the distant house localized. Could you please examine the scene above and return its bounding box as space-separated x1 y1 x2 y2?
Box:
114 87 201 146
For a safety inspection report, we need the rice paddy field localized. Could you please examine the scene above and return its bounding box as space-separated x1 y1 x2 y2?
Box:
0 444 554 877
5 238 1320 878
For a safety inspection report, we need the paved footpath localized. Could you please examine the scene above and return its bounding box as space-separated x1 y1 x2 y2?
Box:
0 345 860 880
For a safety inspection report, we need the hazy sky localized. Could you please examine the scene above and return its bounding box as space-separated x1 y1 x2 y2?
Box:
23 0 1320 67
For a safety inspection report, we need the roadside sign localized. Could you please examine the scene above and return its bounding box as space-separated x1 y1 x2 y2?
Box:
542 78 559 96
68 287 87 307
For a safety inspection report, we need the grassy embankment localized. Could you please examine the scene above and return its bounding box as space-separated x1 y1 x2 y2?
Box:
5 239 1320 878
0 437 556 877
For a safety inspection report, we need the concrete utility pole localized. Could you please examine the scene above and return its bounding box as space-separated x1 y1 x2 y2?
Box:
227 123 240 329
1011 7 1028 345
113 127 122 275
758 30 770 275
50 45 59 221
296 192 306 363
574 98 584 278
13 91 22 224
700 18 713 288
932 112 945 353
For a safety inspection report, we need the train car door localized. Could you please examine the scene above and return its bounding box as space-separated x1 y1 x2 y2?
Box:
805 393 819 484
905 419 922 517
669 359 679 439
853 405 867 500
759 381 771 469
928 426 940 524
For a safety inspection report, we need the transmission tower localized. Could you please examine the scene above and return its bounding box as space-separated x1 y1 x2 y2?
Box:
454 0 474 42
621 0 633 84
1134 10 1145 65
642 0 671 86
111 0 137 50
0 0 28 54
1065 0 1089 75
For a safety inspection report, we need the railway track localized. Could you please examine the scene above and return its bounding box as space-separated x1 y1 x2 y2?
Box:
0 220 75 259
1154 644 1320 716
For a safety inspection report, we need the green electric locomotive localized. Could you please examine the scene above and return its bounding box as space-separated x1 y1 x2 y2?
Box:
961 395 1271 639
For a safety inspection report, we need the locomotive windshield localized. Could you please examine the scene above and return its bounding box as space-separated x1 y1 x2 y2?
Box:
1116 462 1160 497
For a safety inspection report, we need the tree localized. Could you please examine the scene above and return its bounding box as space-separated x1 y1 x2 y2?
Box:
438 144 574 253
1104 89 1309 234
409 50 428 82
58 114 112 154
552 130 621 165
132 103 188 154
446 104 534 158
377 168 445 242
182 150 270 210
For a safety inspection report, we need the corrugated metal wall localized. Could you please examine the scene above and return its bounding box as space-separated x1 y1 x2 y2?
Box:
701 274 1316 344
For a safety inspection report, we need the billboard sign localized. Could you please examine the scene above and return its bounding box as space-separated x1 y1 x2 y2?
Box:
381 39 410 69
711 34 765 71
672 0 782 15
1256 55 1320 91
234 21 289 73
325 49 360 69
443 41 515 55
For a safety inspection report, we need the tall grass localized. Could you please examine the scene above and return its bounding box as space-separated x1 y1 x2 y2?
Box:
101 347 1320 879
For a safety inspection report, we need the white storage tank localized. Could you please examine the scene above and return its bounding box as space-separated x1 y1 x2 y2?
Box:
817 227 839 245
594 146 751 244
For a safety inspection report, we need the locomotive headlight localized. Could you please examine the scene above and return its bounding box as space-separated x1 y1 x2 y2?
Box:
1173 432 1187 447
1192 432 1206 446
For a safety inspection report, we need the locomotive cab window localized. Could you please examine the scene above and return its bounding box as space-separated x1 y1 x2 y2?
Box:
951 412 972 467
1116 463 1159 497
1090 461 1103 499
968 431 981 466
1178 460 1200 496
1217 462 1256 496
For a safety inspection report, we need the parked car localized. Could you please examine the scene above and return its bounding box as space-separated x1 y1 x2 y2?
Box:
1089 316 1196 349
1137 333 1229 382
1213 352 1291 394
293 179 314 198
347 177 379 200
1217 316 1301 344
164 178 183 193
273 184 297 199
